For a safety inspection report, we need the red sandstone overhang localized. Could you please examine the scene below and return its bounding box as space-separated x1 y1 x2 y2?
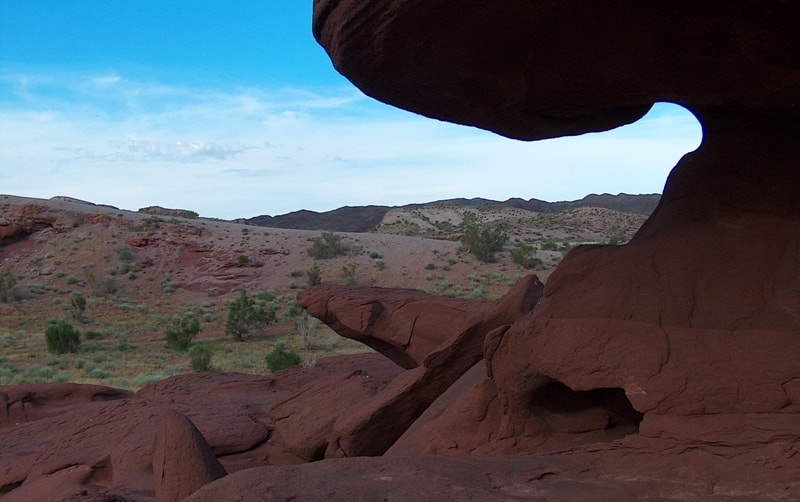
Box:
313 0 800 140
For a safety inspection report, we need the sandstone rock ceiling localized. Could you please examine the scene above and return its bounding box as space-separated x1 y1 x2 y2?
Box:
314 0 800 140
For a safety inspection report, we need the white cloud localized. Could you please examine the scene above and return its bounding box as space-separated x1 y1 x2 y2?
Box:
0 70 702 219
86 74 123 88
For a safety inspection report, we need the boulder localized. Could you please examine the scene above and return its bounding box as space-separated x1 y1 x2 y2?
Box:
153 409 227 502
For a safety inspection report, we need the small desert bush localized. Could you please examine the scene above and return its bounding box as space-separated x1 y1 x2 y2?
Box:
189 344 213 372
225 290 276 341
459 214 508 263
265 342 302 372
0 271 20 303
307 232 348 259
45 320 81 354
164 312 201 351
307 264 322 286
70 293 87 323
471 287 487 299
510 242 544 270
341 263 357 285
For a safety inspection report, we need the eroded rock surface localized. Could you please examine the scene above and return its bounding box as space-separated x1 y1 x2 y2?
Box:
0 354 401 499
313 1 800 140
298 284 491 368
152 409 227 502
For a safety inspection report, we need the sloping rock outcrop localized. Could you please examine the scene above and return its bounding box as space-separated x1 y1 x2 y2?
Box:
313 275 543 457
0 354 401 499
297 284 493 368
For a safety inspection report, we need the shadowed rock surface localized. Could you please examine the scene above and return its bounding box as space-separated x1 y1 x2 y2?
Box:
152 409 227 502
2 1 799 499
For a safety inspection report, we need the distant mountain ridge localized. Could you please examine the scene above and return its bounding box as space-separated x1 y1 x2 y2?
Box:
245 193 661 232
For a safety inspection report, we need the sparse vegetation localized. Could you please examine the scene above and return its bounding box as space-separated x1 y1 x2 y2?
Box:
510 242 544 270
164 311 201 351
70 293 87 323
341 263 357 285
307 231 348 259
45 320 81 354
189 344 213 371
459 214 509 263
307 264 322 286
265 342 302 372
0 195 648 388
225 290 276 341
0 271 20 303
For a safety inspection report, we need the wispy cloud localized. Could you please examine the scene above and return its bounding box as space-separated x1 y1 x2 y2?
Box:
0 69 702 219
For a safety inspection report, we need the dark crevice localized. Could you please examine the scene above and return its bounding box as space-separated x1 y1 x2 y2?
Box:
529 380 643 433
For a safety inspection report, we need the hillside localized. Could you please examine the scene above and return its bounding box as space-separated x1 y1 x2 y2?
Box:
244 193 659 232
0 193 649 390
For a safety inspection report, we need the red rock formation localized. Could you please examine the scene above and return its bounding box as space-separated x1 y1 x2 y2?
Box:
296 0 800 496
152 409 227 502
297 284 492 368
324 275 543 457
0 354 400 499
3 1 799 499
1 382 132 427
313 1 800 140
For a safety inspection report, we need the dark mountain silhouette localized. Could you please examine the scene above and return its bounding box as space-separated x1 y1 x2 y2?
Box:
245 193 661 232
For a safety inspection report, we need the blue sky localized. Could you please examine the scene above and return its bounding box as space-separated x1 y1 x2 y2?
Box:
0 1 702 219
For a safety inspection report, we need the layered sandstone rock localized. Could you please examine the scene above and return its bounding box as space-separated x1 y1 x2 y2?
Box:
297 284 492 368
0 354 401 499
275 0 800 496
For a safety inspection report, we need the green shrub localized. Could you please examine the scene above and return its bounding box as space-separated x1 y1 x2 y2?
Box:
85 330 104 340
284 300 304 318
0 271 20 303
70 293 87 323
510 242 544 270
255 289 277 302
164 312 201 351
307 232 348 259
341 263 357 285
45 320 81 354
471 287 486 299
87 368 112 379
265 342 302 372
225 290 276 341
306 264 322 286
189 344 213 372
459 214 508 263
115 246 133 262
